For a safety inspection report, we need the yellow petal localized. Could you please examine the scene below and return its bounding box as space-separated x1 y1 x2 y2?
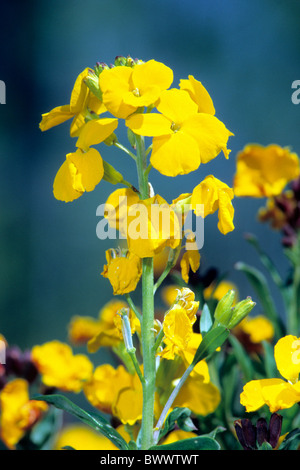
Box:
180 250 200 283
182 113 233 163
132 59 173 95
126 113 172 137
179 75 215 114
191 176 219 217
274 335 300 384
76 118 118 151
157 88 198 124
70 68 90 113
39 105 73 131
99 66 136 119
53 160 83 203
67 148 104 192
151 132 200 177
240 379 283 412
217 189 235 235
174 375 221 416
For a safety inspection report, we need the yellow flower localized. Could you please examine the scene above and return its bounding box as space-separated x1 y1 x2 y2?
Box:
126 88 233 177
159 288 199 360
101 248 142 295
236 315 275 344
126 194 181 258
0 378 48 449
233 144 300 197
84 364 143 425
191 175 235 235
39 68 106 137
240 335 300 413
31 341 93 392
53 424 119 450
99 59 173 119
86 300 138 353
68 299 130 346
84 364 133 415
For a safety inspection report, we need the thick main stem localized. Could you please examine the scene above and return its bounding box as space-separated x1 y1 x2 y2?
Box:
135 134 156 449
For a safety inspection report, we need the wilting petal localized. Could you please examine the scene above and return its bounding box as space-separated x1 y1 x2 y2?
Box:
53 160 83 202
67 148 104 192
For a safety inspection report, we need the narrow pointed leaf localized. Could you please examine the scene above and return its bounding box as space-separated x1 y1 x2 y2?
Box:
192 325 229 366
33 394 129 450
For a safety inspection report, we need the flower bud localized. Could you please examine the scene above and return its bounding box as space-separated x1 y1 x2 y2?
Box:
102 161 125 185
227 297 256 329
213 289 236 327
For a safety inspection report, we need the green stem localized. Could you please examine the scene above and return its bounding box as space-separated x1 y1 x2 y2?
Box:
125 293 142 324
153 363 194 444
153 244 182 294
134 132 155 449
140 257 156 449
114 141 137 161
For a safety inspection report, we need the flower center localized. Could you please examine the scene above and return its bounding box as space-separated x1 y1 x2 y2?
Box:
132 88 140 97
171 121 180 132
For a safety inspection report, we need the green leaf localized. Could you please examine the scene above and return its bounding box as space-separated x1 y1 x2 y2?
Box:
33 394 129 451
192 325 229 366
150 436 221 450
228 335 254 382
235 261 284 338
278 428 300 450
200 303 213 335
158 407 196 441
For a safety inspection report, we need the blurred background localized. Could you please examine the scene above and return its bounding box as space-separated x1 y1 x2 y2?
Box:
1 0 300 351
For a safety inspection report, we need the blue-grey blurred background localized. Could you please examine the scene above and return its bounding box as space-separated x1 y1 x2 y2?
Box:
1 0 300 350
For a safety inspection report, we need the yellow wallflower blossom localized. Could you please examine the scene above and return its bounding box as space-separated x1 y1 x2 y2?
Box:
126 88 233 177
159 288 199 360
236 315 274 344
0 378 48 449
101 248 142 295
31 340 93 392
83 364 137 420
68 299 130 346
87 301 138 353
104 187 140 237
99 59 173 119
191 175 235 235
233 144 300 197
39 68 106 137
240 335 300 413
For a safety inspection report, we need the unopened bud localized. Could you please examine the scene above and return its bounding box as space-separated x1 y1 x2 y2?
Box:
84 70 103 101
214 289 236 327
104 132 118 146
227 297 256 329
114 56 127 67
